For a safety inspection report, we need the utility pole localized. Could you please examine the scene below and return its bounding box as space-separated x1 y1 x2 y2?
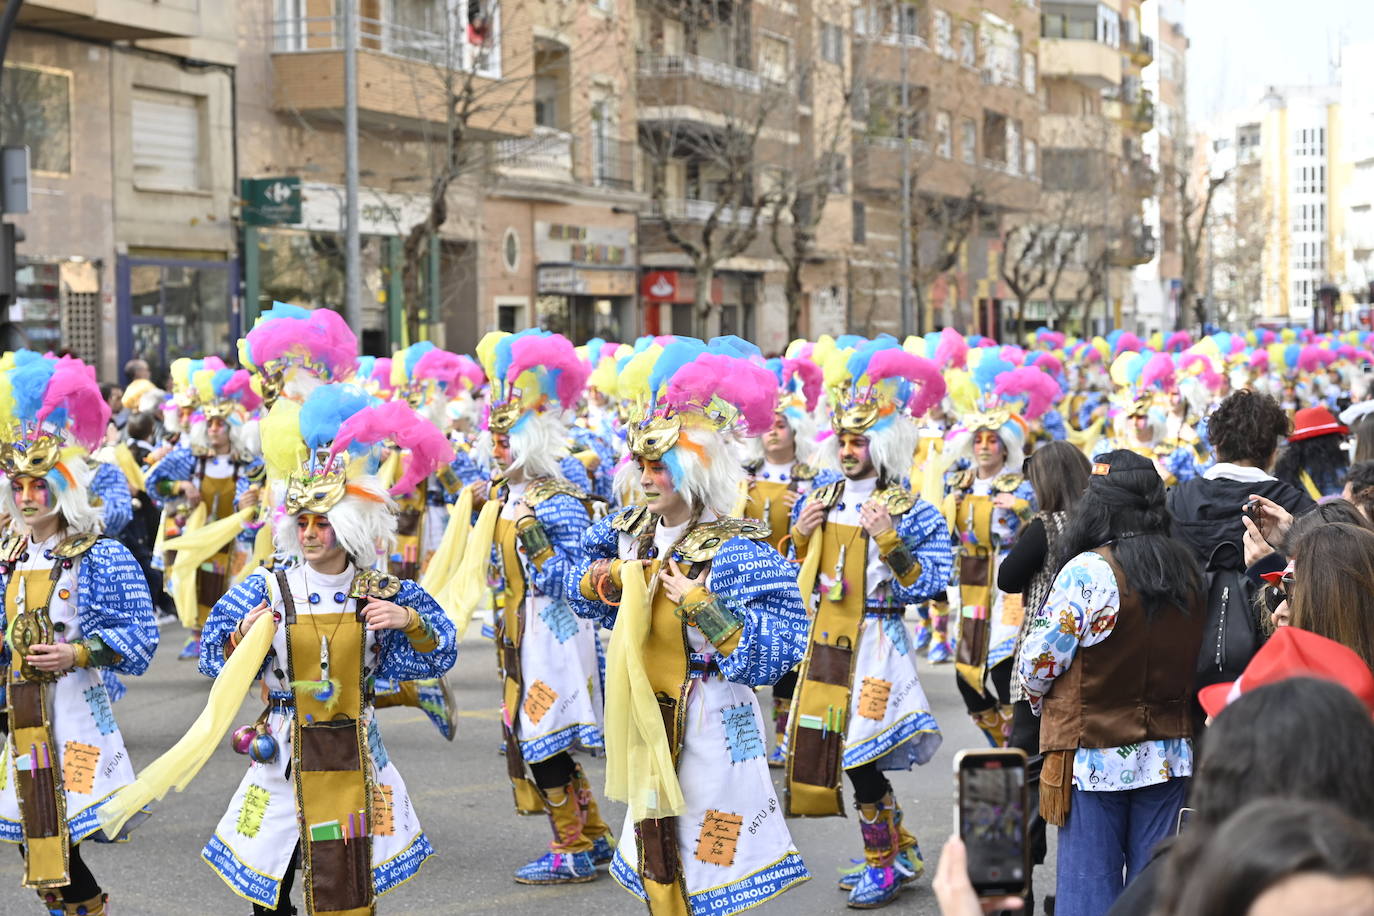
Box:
343 0 362 330
898 24 913 336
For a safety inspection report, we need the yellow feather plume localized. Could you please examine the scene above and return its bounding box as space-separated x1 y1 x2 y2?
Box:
476 332 508 387
618 345 662 406
902 335 928 358
944 369 979 416
170 358 194 394
261 399 307 482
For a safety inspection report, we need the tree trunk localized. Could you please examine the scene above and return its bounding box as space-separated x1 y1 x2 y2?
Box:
784 259 805 341
694 261 716 338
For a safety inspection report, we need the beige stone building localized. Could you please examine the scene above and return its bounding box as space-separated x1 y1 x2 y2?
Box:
5 1 238 380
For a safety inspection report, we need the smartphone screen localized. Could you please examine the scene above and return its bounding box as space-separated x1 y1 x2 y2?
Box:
957 751 1029 897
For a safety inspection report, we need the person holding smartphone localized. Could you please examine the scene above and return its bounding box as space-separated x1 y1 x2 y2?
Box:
1017 450 1207 916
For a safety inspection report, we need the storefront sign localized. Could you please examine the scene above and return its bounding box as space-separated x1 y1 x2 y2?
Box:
241 176 302 226
535 222 635 267
296 182 434 237
642 270 722 305
538 266 636 297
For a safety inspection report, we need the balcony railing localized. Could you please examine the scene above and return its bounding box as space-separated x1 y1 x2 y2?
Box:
639 52 770 93
493 127 574 183
647 198 756 225
271 14 500 78
591 138 636 191
1131 34 1155 64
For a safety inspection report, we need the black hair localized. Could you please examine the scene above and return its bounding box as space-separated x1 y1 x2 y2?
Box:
1273 434 1348 496
1057 448 1202 614
1155 678 1374 915
1165 798 1374 916
126 411 156 444
1206 389 1291 466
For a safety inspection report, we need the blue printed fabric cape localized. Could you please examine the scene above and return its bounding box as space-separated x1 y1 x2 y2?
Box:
90 462 133 538
144 446 264 545
566 507 810 686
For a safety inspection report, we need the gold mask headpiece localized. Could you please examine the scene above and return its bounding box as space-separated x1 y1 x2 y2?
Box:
964 407 1013 433
831 394 882 435
626 412 682 461
487 397 525 434
284 451 349 515
0 432 64 479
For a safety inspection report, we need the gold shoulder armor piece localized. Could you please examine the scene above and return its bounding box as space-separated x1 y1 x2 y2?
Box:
525 477 592 506
993 473 1025 494
877 486 916 515
813 480 846 509
54 533 101 559
612 505 657 536
350 569 403 599
792 462 818 481
951 469 975 491
676 519 771 564
742 459 763 476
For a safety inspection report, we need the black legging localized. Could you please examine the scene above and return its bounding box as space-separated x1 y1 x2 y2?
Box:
845 762 892 806
19 842 99 903
772 668 799 701
528 751 577 791
254 845 299 916
955 657 1013 715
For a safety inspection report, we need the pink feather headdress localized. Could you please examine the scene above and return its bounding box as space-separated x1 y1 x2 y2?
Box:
505 333 590 410
1138 352 1177 392
779 357 822 413
865 349 947 419
221 369 263 413
665 355 778 436
35 357 109 452
247 308 358 380
992 367 1061 422
333 400 456 497
934 327 968 369
1298 345 1336 372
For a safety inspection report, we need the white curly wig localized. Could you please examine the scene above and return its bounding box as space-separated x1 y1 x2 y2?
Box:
647 424 746 517
472 411 570 482
273 475 398 568
818 414 922 484
0 459 105 536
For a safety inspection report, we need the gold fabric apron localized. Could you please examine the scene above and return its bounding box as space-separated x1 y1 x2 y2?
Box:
636 555 694 916
492 508 545 815
279 570 374 916
196 471 238 628
785 519 868 817
6 566 68 887
743 479 793 554
390 489 426 581
948 492 996 693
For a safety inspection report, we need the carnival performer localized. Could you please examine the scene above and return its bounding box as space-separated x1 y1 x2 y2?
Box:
566 338 812 915
786 338 953 908
0 354 158 916
1274 405 1350 500
446 330 614 884
198 383 457 916
940 360 1047 748
741 356 820 767
1093 352 1204 484
145 364 264 659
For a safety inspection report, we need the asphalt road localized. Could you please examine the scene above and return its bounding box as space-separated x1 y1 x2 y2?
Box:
0 620 1055 915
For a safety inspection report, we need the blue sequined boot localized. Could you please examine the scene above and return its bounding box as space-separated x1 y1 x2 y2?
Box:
514 783 601 884
846 795 917 908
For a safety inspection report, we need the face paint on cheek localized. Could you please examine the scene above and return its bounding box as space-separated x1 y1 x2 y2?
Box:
20 479 50 507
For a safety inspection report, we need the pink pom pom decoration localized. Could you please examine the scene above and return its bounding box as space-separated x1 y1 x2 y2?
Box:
506 333 590 409
454 355 486 391
221 369 262 413
1164 331 1192 353
999 345 1027 366
992 367 1061 421
1032 352 1064 377
1139 352 1177 392
332 400 455 497
934 327 968 369
246 308 358 380
35 357 109 451
1114 333 1144 355
665 354 778 436
413 348 465 389
1249 350 1270 370
1036 331 1066 350
1297 345 1336 372
865 349 947 419
781 357 823 412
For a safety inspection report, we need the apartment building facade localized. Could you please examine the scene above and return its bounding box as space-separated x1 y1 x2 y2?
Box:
5 1 238 381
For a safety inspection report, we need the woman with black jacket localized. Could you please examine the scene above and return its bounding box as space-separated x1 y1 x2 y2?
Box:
997 440 1091 915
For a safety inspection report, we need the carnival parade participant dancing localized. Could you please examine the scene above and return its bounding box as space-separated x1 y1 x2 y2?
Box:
786 338 953 909
454 329 613 885
566 337 812 916
742 356 821 767
196 384 457 916
0 353 158 916
941 360 1048 747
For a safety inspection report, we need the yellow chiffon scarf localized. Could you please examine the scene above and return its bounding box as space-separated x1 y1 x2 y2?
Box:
602 561 686 822
98 613 276 837
420 485 475 628
162 505 258 628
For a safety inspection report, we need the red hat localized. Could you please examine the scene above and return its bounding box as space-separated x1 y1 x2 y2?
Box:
1288 406 1348 442
1198 627 1374 719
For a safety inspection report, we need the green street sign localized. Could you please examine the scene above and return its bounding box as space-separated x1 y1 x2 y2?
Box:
241 176 301 226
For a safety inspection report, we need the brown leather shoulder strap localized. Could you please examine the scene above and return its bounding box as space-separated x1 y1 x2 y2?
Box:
274 568 297 625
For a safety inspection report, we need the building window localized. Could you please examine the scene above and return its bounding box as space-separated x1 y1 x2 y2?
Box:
1 63 71 175
502 227 521 272
936 110 952 158
853 200 866 244
961 117 977 164
1007 118 1021 174
982 110 1008 165
934 10 953 58
822 153 847 193
959 20 976 65
821 22 844 65
1022 51 1036 93
132 88 203 191
1024 138 1038 178
759 34 790 85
